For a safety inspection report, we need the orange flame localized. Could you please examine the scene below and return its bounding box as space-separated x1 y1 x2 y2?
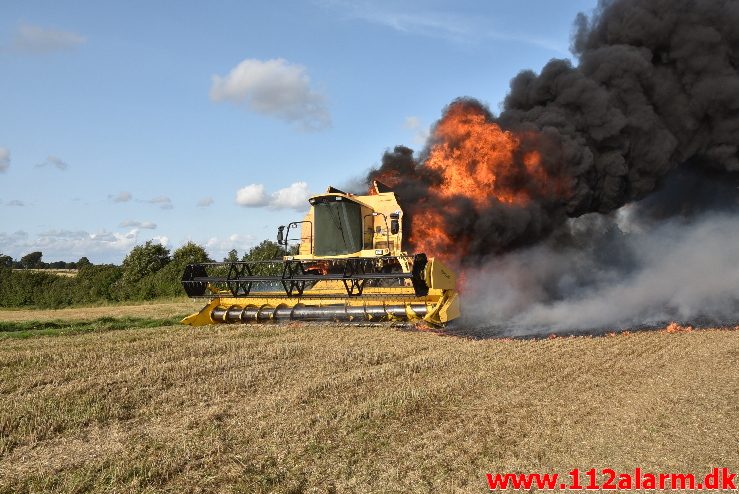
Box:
664 322 694 333
424 104 526 207
408 102 561 262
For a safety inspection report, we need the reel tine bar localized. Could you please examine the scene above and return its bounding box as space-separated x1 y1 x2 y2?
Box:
182 255 431 299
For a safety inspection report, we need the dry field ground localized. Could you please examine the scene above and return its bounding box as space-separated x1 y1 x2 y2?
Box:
0 303 737 493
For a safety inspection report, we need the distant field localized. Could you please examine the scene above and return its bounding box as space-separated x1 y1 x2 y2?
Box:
11 268 78 277
0 306 737 493
0 298 202 322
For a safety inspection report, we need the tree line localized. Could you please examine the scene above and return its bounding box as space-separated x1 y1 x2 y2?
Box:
0 240 289 309
0 251 91 270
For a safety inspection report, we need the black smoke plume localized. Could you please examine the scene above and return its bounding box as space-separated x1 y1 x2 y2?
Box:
369 0 739 259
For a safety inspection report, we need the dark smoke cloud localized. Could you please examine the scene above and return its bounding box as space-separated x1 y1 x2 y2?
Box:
369 0 739 259
505 0 739 213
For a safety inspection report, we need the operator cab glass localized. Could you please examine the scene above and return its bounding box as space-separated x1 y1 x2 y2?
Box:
313 196 363 256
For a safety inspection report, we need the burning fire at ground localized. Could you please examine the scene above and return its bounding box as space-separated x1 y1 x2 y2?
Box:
664 322 694 334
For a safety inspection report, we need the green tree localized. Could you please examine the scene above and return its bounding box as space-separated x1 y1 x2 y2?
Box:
77 256 92 268
76 264 124 302
20 251 43 269
242 240 288 261
0 254 12 268
121 241 171 284
223 249 239 263
172 242 211 266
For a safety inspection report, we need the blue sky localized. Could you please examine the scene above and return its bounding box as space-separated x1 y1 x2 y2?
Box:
0 0 596 263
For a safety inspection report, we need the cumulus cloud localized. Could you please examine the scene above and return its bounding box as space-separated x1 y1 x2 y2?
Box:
36 155 69 170
270 182 312 210
0 231 30 251
0 229 138 263
119 220 157 229
0 147 9 172
10 23 86 54
210 58 331 131
236 184 268 207
197 196 214 207
205 233 257 261
151 236 169 247
236 182 312 211
146 196 173 210
110 191 132 203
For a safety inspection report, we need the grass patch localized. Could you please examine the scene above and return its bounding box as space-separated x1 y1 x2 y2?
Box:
0 316 183 339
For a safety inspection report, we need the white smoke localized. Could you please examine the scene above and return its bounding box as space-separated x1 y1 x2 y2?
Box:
462 210 739 336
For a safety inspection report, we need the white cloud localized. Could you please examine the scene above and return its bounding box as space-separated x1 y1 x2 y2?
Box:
0 147 9 172
197 196 214 207
11 23 86 54
236 182 313 211
120 220 157 229
0 227 181 264
321 1 568 53
37 230 90 240
36 155 69 170
210 58 331 131
110 191 132 203
205 233 257 260
151 236 169 247
404 116 430 145
236 184 269 207
6 199 25 207
344 6 473 42
0 229 138 263
147 196 173 210
270 182 312 210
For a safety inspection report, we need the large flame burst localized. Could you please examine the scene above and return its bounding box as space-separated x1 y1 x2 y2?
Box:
404 101 561 261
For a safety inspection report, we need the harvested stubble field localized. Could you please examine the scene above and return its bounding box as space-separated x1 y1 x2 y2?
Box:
0 306 738 493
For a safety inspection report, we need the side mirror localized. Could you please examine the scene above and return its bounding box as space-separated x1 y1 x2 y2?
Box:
277 226 285 245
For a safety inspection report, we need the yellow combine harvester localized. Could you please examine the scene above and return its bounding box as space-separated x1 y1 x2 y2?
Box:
181 182 460 326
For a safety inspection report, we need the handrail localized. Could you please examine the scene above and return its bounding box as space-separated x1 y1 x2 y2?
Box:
284 220 313 254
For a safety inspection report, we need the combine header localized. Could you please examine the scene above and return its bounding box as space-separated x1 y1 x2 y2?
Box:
181 182 460 326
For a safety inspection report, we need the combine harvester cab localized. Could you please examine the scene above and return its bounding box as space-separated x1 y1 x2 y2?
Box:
181 182 460 326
